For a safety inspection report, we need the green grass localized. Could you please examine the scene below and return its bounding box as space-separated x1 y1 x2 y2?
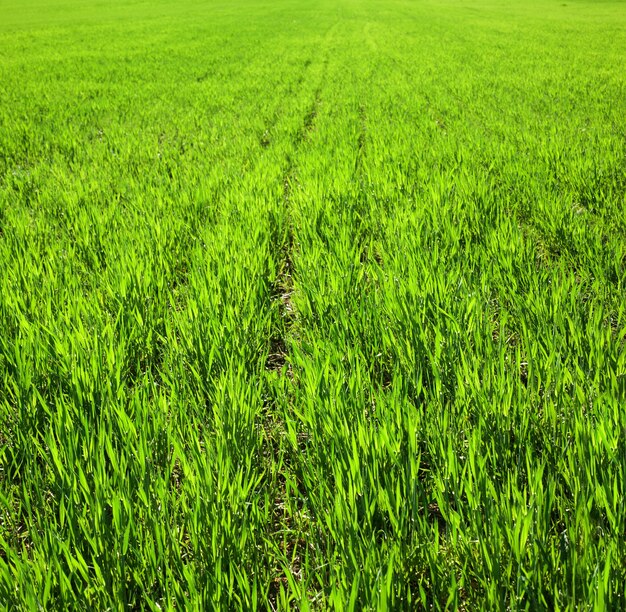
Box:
1 0 625 608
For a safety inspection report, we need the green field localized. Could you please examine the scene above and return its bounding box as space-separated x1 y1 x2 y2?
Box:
1 0 625 608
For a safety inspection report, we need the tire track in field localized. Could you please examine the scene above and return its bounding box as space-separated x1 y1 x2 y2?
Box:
265 47 331 377
265 23 337 607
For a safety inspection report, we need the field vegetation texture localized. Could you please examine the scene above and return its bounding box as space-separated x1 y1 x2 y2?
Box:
1 0 625 608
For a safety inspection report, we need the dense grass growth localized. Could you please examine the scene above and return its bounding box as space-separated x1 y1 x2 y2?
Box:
1 0 625 608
